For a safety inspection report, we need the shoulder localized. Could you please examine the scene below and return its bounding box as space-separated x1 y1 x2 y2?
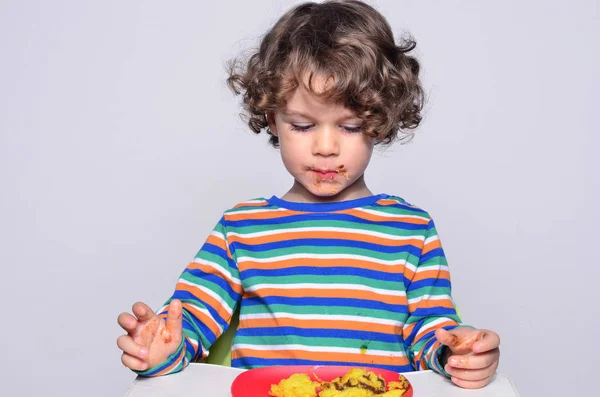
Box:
219 197 279 220
374 194 433 223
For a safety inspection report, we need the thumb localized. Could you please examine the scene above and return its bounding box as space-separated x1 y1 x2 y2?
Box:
435 328 459 348
436 327 483 355
166 299 183 335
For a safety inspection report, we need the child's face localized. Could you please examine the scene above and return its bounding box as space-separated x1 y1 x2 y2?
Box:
269 77 375 200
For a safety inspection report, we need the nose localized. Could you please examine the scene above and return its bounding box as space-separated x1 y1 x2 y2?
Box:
312 125 340 157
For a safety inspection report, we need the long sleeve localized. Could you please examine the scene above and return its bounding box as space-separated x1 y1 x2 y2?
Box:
136 217 243 377
402 217 464 375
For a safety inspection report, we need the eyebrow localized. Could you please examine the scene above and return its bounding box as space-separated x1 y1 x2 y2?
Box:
283 109 361 121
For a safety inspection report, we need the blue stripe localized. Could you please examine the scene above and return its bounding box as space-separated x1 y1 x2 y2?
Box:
243 296 408 315
412 307 457 317
236 326 402 343
409 278 451 290
240 266 407 283
198 242 237 270
265 194 389 212
232 357 414 373
419 247 445 264
232 238 421 255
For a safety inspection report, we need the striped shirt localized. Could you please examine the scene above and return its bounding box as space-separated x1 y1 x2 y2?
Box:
137 194 463 377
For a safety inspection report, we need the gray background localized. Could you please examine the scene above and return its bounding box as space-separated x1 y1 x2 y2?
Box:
1 0 598 396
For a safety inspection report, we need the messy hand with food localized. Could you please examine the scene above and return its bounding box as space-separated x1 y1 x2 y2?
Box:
117 300 183 372
435 327 500 389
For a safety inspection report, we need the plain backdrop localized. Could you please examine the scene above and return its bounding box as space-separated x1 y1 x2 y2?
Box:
1 0 598 396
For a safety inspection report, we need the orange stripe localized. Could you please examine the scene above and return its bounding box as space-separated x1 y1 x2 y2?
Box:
412 269 450 282
225 209 301 221
248 287 403 305
229 231 423 248
414 339 442 366
239 317 402 334
238 258 407 274
232 348 410 366
422 239 442 255
182 303 222 337
177 283 230 332
233 201 269 208
375 199 423 211
203 235 235 261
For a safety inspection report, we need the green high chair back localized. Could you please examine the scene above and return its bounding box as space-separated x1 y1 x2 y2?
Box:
205 307 239 366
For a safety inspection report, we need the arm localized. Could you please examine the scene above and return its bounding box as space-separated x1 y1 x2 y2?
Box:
135 217 243 377
402 217 465 376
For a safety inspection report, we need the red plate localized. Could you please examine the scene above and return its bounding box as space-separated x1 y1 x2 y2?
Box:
230 365 413 397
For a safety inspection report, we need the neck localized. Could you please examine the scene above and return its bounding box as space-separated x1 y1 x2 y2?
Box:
282 174 373 204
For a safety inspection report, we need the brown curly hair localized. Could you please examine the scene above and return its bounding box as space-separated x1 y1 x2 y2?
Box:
227 0 424 147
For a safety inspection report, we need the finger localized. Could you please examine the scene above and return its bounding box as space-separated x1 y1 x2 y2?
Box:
436 328 485 355
117 335 149 360
132 301 155 322
450 374 495 389
445 360 499 382
117 312 138 333
166 299 183 334
435 328 459 348
473 330 500 353
121 352 148 371
448 348 500 369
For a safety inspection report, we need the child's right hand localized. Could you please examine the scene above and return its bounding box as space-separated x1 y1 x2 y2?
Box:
117 300 183 371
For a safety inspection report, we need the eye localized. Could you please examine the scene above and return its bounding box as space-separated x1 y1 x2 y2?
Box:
342 125 363 133
290 123 314 132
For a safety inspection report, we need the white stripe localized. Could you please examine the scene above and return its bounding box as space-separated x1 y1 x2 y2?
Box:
227 227 424 241
416 317 456 340
178 279 234 316
237 199 266 205
191 258 241 286
240 312 404 327
232 343 406 357
355 208 430 222
244 282 406 297
211 230 225 240
227 207 288 216
404 262 417 274
416 264 449 273
408 294 452 305
237 253 407 266
424 235 439 245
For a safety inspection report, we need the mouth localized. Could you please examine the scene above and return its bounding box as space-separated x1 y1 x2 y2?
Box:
309 166 349 181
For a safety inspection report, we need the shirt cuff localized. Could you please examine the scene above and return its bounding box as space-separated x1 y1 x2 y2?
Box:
133 337 187 377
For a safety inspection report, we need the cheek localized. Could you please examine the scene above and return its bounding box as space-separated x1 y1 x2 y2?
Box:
278 138 304 171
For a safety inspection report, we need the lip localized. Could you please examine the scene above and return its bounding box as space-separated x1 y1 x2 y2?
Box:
312 169 342 178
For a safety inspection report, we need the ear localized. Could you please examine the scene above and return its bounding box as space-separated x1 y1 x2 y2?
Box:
266 112 278 136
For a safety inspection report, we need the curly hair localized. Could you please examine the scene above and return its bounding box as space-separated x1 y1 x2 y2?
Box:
227 0 424 147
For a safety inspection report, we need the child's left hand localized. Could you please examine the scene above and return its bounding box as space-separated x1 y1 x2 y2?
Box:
435 327 500 389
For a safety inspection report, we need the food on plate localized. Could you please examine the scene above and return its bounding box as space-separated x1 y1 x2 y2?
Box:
269 373 320 397
269 368 410 397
